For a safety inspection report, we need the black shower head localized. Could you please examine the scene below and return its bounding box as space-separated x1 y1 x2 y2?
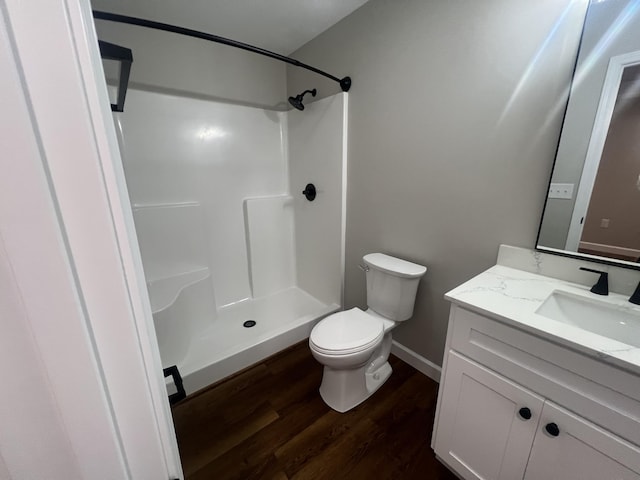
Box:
288 95 304 111
288 88 317 111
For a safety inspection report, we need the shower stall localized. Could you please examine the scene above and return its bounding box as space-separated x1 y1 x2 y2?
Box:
112 87 347 394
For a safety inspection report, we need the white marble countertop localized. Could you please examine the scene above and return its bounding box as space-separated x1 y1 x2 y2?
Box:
445 264 640 375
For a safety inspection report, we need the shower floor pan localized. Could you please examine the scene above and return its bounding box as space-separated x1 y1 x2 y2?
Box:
173 286 339 395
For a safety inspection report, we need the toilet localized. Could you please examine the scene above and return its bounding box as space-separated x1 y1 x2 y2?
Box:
309 253 427 412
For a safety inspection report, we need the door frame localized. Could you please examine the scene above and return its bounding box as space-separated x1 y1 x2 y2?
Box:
1 0 182 477
566 50 640 251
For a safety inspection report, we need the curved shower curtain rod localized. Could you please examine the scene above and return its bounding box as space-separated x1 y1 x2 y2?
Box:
93 11 352 92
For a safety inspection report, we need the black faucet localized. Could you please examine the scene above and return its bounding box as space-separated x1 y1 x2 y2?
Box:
579 267 609 295
629 281 640 305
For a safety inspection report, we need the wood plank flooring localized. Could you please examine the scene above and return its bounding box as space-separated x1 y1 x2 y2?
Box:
171 341 457 480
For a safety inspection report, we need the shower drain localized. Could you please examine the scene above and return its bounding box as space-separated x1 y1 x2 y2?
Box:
243 320 256 328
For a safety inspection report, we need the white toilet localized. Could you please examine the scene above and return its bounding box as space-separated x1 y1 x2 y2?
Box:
309 253 427 412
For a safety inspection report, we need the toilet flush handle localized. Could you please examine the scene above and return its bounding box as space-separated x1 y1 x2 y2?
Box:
358 264 370 272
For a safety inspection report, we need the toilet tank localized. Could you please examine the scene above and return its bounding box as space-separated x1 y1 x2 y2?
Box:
363 253 427 321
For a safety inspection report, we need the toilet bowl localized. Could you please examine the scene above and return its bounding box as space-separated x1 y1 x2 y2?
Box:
309 253 426 413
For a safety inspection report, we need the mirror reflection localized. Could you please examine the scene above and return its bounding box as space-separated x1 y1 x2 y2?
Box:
537 0 640 265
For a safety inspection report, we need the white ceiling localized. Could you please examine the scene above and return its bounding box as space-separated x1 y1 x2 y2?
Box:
91 0 370 55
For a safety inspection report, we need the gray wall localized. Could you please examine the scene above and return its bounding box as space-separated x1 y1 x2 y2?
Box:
287 0 587 366
95 20 287 109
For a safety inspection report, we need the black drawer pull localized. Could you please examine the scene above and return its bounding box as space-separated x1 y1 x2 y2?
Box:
302 183 316 201
518 407 532 420
545 422 560 437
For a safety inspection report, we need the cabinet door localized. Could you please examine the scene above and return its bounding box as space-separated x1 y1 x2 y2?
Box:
434 352 544 480
524 401 640 480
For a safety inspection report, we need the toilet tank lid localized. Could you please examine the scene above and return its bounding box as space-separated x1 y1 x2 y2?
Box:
363 253 426 278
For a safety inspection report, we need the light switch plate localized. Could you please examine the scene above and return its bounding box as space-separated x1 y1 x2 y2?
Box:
548 183 574 199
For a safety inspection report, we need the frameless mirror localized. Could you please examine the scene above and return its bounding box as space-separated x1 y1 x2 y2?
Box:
537 0 640 268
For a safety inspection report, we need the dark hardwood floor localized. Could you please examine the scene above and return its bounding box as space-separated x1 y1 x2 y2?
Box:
171 341 457 480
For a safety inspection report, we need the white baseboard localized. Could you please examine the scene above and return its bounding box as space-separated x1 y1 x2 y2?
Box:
391 340 441 383
578 241 640 261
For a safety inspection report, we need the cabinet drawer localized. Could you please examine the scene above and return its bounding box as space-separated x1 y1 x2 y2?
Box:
448 305 640 446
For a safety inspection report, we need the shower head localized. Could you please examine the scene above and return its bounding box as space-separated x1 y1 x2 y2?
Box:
288 88 317 111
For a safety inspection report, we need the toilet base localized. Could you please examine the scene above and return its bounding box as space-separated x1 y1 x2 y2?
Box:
315 330 396 413
365 361 392 394
318 351 393 413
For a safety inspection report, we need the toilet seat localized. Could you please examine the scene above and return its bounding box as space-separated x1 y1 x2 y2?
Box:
310 308 383 355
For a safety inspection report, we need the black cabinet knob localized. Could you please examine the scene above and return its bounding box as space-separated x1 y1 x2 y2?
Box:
518 407 532 420
545 422 560 437
302 183 316 201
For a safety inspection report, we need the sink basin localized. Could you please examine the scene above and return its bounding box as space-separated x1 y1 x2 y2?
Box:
536 291 640 348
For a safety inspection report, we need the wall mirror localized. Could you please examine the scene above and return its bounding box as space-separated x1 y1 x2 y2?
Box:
537 0 640 268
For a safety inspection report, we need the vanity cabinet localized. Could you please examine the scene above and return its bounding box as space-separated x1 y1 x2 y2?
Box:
524 401 640 480
432 305 640 480
435 352 543 480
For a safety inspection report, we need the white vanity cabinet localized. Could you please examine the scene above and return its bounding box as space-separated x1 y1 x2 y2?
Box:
435 352 543 480
432 304 640 480
524 401 640 480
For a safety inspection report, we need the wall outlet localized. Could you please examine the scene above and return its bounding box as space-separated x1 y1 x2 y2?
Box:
548 183 574 199
600 218 610 228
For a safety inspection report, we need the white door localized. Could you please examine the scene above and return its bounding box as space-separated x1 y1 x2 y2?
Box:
434 352 544 480
1 0 183 477
524 401 640 480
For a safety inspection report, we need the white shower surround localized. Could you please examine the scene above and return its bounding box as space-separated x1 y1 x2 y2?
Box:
115 89 347 393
